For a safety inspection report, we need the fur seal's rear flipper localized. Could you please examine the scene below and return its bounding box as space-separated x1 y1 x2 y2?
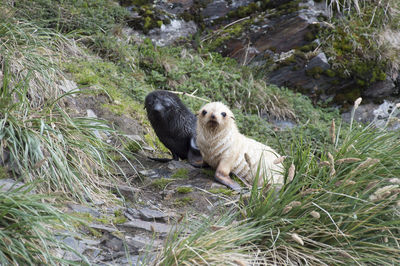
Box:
147 157 173 163
215 171 241 191
187 137 205 167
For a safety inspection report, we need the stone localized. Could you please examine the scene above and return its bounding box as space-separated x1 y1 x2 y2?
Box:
149 19 197 46
126 235 163 250
362 78 396 100
67 203 101 218
103 235 123 251
138 207 167 221
139 168 170 179
120 219 172 234
58 79 78 96
99 183 140 200
89 223 118 233
0 178 33 193
306 52 330 71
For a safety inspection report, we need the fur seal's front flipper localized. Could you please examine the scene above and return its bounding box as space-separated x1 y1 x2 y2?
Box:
215 171 241 191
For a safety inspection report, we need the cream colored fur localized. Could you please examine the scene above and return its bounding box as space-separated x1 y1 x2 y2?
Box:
196 102 284 187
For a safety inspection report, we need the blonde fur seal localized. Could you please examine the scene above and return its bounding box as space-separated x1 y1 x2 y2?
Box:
196 102 284 190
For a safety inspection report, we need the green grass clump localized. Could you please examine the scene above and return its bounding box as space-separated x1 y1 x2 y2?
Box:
208 188 234 196
176 187 193 194
0 188 85 265
151 178 174 190
171 168 189 179
174 197 194 207
156 212 267 265
12 0 129 36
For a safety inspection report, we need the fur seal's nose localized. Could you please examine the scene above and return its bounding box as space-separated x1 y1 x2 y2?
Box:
210 114 216 120
153 103 163 112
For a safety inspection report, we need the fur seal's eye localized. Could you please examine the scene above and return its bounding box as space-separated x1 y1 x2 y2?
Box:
202 110 207 116
221 112 227 117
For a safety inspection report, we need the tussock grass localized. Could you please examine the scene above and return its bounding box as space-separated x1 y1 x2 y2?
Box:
0 14 129 202
0 187 84 265
155 212 267 265
0 59 122 202
158 101 400 264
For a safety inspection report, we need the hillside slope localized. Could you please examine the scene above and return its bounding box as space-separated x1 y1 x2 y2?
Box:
0 1 399 265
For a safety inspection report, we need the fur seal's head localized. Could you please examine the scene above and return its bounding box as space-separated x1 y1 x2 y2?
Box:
145 90 179 116
197 102 235 131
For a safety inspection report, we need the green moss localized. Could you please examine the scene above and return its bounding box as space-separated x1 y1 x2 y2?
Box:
174 197 194 206
279 55 296 66
298 42 317 52
304 31 315 42
324 69 336 78
176 186 193 194
306 66 324 79
208 188 234 196
144 133 169 153
88 228 102 238
202 169 215 177
112 210 128 224
151 178 174 190
171 168 189 179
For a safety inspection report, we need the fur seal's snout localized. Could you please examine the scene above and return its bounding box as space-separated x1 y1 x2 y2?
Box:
145 90 203 165
196 102 284 190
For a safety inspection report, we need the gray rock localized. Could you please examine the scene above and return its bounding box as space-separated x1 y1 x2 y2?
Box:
306 52 330 71
67 203 101 218
363 77 396 100
99 183 140 200
58 79 78 96
167 160 193 171
138 207 167 221
103 235 123 251
341 103 378 124
89 223 118 233
0 178 33 193
149 19 197 47
121 219 172 234
126 235 163 250
139 168 170 179
0 149 9 166
57 235 87 262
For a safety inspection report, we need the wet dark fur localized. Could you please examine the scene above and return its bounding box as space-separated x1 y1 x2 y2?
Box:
145 90 202 164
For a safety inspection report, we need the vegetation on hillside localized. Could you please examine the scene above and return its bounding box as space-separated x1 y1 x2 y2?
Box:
0 0 399 264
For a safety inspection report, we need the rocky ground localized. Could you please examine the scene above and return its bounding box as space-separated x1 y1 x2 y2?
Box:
1 89 239 265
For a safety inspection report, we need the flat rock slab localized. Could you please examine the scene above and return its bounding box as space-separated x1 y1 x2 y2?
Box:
89 223 118 233
121 219 172 234
67 203 101 218
138 207 167 221
126 235 163 250
0 178 32 193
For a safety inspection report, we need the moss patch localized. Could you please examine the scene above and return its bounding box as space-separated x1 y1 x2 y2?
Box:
208 188 234 196
151 178 174 190
176 186 193 194
171 168 189 179
174 197 194 206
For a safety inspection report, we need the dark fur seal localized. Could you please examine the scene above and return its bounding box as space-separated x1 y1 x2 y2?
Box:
144 90 202 165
